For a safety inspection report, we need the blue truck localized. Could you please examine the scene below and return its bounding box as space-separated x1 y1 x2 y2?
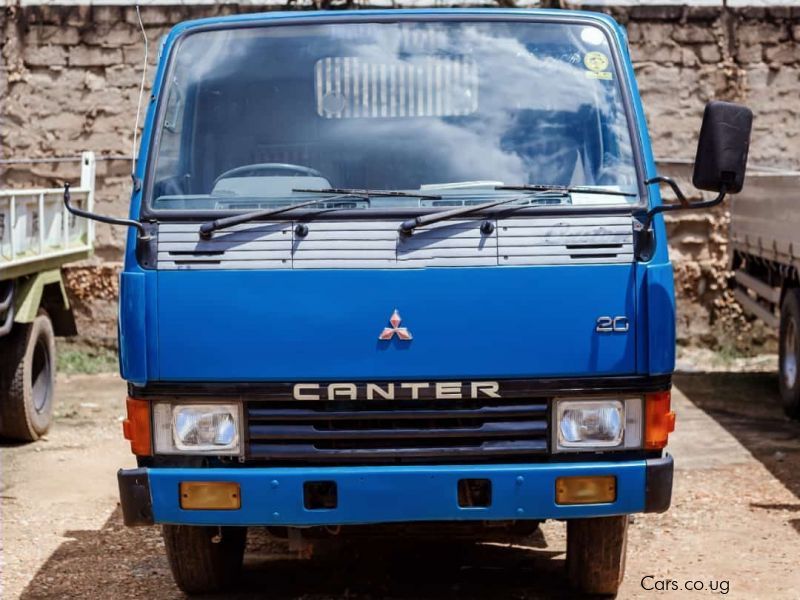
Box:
65 8 752 596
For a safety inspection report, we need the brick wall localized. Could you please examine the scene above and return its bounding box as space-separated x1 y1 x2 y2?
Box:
2 2 797 348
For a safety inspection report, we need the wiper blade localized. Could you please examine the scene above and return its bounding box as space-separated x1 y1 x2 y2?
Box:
199 194 356 239
293 187 442 200
496 184 637 197
399 195 531 235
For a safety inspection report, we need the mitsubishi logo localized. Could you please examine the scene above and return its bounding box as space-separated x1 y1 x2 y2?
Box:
378 309 413 341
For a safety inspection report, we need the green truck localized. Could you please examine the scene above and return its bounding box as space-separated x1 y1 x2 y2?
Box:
0 152 96 441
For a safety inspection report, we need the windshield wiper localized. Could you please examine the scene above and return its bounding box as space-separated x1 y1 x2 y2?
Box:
199 195 357 239
293 187 442 200
399 195 532 235
496 184 638 197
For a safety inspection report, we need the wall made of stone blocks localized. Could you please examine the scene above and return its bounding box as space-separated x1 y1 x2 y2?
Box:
2 3 797 348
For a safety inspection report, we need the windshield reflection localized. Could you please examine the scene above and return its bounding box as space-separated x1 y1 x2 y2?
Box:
150 20 638 211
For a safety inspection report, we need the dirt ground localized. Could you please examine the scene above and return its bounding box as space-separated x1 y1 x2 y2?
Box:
4 370 800 599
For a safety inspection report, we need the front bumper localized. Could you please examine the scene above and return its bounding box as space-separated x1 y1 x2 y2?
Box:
118 455 673 527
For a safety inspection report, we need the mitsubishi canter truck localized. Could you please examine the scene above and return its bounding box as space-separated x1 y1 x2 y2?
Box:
65 9 753 596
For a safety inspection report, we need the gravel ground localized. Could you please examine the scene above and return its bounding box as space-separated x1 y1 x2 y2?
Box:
3 371 800 599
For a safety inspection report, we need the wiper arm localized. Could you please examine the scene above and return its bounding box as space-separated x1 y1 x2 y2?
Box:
199 195 354 239
399 195 530 235
496 184 637 197
293 187 442 200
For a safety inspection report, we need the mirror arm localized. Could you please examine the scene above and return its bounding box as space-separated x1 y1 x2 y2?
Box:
639 176 726 232
644 176 692 208
63 183 151 241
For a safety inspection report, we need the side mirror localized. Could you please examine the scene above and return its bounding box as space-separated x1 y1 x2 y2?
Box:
641 100 753 235
692 100 753 194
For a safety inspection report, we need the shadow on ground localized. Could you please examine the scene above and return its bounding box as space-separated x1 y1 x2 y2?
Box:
22 372 798 600
19 508 573 599
674 372 800 504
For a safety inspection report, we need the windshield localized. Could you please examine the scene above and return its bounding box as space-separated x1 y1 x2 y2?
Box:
148 20 640 212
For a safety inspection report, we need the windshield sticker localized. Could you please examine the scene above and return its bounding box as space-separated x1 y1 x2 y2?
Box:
584 51 612 80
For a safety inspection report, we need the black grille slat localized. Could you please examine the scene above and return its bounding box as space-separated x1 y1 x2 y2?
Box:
246 400 549 463
249 420 546 441
249 440 548 460
247 403 546 422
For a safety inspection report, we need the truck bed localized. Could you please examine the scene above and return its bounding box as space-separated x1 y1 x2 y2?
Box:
0 153 95 281
729 167 800 328
730 169 800 267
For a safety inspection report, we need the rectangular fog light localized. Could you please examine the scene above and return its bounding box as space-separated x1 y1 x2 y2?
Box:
555 475 616 505
180 482 241 510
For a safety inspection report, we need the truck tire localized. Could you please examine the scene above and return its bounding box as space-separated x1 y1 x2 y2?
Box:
779 289 800 418
0 313 56 441
162 525 247 595
566 516 628 596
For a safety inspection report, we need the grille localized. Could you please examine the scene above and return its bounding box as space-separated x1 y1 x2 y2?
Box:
246 400 549 463
156 215 633 270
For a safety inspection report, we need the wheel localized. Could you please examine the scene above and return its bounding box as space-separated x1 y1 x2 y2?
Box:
162 525 247 595
779 289 800 418
566 516 628 596
0 312 56 441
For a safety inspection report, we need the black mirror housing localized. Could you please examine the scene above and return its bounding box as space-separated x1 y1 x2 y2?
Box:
692 100 753 194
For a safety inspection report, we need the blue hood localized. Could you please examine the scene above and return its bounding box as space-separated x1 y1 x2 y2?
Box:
145 264 636 381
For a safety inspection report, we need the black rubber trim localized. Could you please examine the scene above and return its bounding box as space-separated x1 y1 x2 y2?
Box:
117 468 154 526
129 374 672 399
644 454 674 513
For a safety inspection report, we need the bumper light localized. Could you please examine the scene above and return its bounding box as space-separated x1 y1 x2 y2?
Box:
180 482 241 510
556 475 616 505
153 402 242 455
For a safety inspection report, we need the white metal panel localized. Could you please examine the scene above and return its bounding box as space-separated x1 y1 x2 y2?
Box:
155 214 635 270
496 215 633 266
292 221 397 268
157 221 292 270
0 151 95 277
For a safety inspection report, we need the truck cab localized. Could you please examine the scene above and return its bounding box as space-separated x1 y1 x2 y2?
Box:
103 9 751 596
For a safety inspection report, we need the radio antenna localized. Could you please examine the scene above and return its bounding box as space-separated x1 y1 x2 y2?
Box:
131 5 148 189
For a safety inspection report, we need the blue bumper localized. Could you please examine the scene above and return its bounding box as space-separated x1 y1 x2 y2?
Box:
118 457 672 527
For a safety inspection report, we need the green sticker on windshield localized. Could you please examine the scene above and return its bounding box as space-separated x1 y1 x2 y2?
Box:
583 51 612 80
584 51 609 72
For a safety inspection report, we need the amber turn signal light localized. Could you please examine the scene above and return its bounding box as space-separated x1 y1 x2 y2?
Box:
645 391 676 449
122 397 151 456
556 475 616 505
180 482 241 510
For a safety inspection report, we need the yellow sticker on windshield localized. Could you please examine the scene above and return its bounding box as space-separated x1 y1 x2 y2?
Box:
584 51 609 72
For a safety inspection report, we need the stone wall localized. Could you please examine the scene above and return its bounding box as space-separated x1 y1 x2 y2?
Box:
2 2 798 349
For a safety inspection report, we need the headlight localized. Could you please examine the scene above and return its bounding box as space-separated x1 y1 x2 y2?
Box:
553 398 642 452
153 402 242 455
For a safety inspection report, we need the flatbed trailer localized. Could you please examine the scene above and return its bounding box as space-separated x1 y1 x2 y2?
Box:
730 168 800 415
0 151 95 440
